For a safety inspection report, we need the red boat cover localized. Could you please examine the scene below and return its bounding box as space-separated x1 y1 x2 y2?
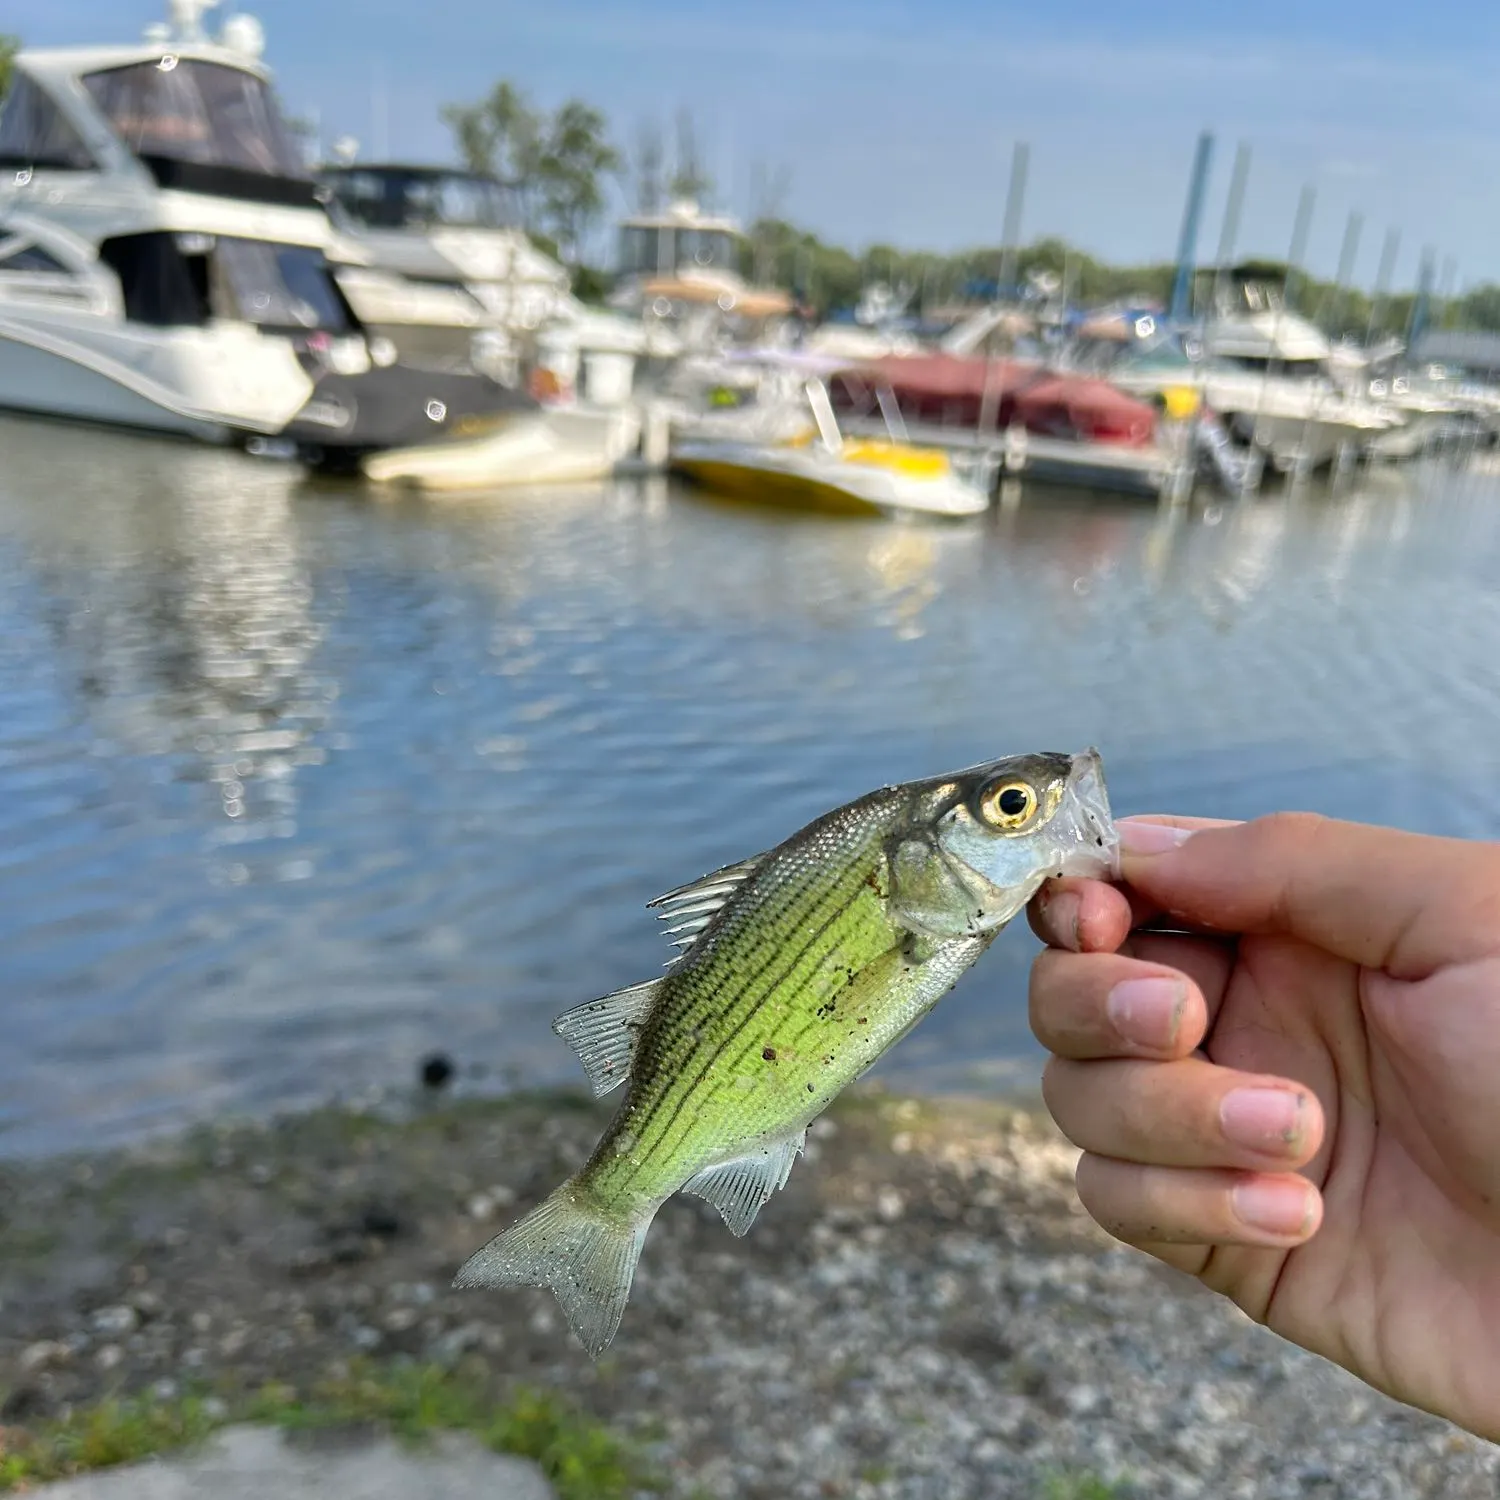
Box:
833 354 1155 448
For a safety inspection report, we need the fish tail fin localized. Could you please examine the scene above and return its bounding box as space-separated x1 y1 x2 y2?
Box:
453 1178 651 1357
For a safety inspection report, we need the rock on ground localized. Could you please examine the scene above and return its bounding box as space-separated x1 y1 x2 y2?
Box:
28 1424 555 1499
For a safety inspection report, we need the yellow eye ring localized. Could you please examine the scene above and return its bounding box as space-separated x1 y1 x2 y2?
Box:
980 780 1037 830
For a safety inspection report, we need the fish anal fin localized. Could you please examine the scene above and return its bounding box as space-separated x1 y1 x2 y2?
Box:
552 979 659 1097
682 1131 806 1237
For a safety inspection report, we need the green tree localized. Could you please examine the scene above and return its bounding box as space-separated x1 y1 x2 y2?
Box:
1457 285 1500 333
440 81 546 228
0 34 20 103
537 99 620 263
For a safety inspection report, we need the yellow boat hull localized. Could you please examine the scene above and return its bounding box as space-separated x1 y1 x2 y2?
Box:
673 457 886 515
671 436 988 518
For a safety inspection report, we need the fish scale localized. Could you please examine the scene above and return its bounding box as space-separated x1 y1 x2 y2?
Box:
605 820 902 1194
454 749 1118 1356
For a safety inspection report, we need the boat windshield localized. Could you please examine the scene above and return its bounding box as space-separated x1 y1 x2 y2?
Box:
81 59 308 178
325 169 517 230
0 75 95 169
618 224 739 277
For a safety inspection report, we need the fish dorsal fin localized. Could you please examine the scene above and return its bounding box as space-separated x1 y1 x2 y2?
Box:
647 852 767 959
681 1131 806 1237
552 979 659 1097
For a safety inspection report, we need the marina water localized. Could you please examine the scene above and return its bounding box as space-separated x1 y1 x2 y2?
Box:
3 413 1499 1155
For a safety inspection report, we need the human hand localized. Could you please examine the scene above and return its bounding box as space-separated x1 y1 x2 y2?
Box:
1027 813 1500 1441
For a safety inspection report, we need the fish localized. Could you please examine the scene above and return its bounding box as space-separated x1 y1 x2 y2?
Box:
454 747 1118 1355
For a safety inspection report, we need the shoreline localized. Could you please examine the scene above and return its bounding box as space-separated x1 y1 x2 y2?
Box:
1 1086 1495 1498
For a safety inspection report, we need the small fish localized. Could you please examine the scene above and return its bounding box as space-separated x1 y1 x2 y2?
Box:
455 748 1118 1354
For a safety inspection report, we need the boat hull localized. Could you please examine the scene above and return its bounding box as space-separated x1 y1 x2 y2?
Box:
362 405 641 491
0 331 230 441
0 314 315 442
671 438 989 518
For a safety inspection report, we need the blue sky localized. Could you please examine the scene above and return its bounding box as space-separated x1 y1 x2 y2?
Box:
17 0 1500 288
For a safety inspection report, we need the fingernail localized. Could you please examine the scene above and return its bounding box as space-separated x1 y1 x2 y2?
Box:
1043 889 1082 951
1232 1178 1315 1237
1220 1088 1305 1155
1118 820 1196 857
1105 977 1184 1050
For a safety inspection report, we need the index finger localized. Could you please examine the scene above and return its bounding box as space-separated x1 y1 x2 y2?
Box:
1120 812 1500 978
1029 817 1245 952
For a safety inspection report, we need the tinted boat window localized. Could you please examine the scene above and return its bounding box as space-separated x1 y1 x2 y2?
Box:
97 232 210 326
324 168 516 229
0 75 94 169
211 239 352 332
81 60 307 178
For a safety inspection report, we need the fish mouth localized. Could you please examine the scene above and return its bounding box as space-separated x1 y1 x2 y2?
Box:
1056 747 1119 879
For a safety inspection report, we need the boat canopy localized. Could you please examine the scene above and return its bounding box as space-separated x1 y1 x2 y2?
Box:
322 166 519 231
618 222 739 278
81 58 307 179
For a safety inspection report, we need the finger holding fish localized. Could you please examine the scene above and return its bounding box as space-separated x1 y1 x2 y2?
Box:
1027 815 1247 953
1042 1054 1325 1173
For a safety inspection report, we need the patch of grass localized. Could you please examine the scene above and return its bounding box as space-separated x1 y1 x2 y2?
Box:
1038 1469 1131 1500
0 1393 219 1489
2 1364 655 1500
255 1364 657 1500
0 1223 61 1263
488 1384 657 1500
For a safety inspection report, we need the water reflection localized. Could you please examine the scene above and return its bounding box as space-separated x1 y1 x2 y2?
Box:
0 425 335 884
2 415 1500 1153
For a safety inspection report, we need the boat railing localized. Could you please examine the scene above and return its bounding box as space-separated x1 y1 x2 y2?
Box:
874 382 909 442
803 377 845 454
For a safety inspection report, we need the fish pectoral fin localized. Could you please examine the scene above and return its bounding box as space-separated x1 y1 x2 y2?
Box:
888 836 985 940
552 979 660 1097
647 851 769 959
681 1131 806 1237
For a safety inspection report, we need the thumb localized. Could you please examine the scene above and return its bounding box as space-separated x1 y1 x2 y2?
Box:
1117 812 1500 978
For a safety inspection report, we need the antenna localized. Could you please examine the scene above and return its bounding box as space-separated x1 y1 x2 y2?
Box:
997 142 1030 299
166 0 221 43
1168 131 1214 325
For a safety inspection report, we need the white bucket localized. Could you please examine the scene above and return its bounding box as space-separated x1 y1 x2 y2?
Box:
582 350 636 408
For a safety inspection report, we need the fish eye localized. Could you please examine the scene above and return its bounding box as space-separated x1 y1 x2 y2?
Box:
980 780 1037 830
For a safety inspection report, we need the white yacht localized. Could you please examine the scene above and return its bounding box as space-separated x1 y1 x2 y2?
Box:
319 158 672 400
0 2 530 468
1193 268 1402 468
321 162 573 346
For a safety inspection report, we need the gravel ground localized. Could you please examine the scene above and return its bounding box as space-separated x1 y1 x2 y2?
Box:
0 1086 1495 1499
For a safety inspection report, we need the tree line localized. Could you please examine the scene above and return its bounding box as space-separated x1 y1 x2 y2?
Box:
434 77 1482 340
1 35 19 101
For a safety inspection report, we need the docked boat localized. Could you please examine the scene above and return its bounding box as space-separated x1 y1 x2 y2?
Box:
320 159 669 393
362 403 642 491
1069 307 1398 476
670 353 990 519
833 353 1159 448
1191 268 1402 470
610 198 794 353
0 4 531 468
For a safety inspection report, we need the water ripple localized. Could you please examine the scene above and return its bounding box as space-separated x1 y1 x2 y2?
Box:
1 416 1498 1153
